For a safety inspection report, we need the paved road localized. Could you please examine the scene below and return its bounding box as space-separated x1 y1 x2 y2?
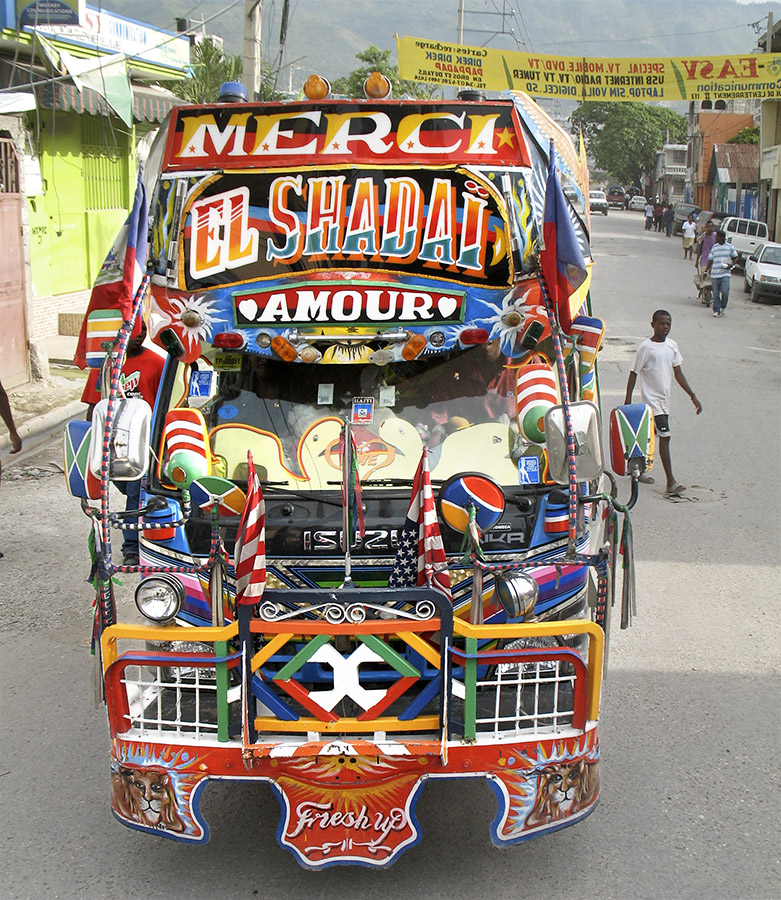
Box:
1 210 779 900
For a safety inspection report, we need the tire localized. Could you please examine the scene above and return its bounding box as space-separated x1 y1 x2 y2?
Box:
744 275 751 294
603 209 608 216
750 282 762 303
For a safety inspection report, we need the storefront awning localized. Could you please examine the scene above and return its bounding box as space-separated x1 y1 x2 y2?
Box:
35 80 179 124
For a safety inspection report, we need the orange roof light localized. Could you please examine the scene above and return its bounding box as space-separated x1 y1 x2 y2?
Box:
270 336 299 362
401 333 427 360
304 74 331 100
364 71 392 99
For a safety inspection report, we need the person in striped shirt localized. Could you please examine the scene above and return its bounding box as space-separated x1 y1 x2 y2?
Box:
705 230 738 317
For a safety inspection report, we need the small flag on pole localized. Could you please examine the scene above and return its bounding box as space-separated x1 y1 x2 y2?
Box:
74 171 149 369
389 448 452 603
540 141 588 335
234 451 266 606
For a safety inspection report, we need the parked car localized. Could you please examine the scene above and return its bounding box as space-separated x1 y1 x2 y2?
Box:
606 185 626 208
743 241 781 303
589 190 609 215
672 201 701 235
627 186 642 198
628 195 647 211
721 216 769 267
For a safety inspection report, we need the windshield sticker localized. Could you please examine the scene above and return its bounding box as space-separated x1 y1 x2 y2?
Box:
217 404 238 420
518 455 541 484
317 383 334 405
214 352 242 370
188 371 214 397
379 385 396 408
351 397 375 425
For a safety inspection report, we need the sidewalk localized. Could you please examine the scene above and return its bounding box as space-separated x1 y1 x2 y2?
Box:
1 334 87 462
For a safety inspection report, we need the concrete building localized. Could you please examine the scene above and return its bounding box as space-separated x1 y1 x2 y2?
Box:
708 143 760 218
0 5 189 387
654 143 687 205
685 105 756 210
758 18 781 240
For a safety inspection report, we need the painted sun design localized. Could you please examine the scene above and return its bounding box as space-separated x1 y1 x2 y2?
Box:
166 293 220 349
486 286 534 355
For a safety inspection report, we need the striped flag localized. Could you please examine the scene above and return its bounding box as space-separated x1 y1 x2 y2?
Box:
74 171 149 368
389 448 452 603
234 452 266 606
540 141 587 335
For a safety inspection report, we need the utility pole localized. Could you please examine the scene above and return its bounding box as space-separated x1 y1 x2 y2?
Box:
243 0 262 99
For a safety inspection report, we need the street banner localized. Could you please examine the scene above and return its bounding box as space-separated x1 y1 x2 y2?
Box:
396 35 781 102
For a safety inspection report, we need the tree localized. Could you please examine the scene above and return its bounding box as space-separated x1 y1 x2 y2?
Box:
331 45 440 100
728 126 759 144
157 38 282 104
571 102 686 187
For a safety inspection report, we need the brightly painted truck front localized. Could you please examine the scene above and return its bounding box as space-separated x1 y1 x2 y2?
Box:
67 83 652 868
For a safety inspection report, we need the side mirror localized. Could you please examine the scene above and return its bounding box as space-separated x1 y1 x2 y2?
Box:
544 401 604 484
89 398 152 481
609 403 654 478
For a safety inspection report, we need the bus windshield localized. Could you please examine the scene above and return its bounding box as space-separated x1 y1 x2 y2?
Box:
195 343 521 491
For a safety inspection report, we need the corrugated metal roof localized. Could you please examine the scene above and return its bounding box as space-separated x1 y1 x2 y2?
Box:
712 142 760 184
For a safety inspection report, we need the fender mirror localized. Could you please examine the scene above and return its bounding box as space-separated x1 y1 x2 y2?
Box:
89 398 152 481
544 401 604 484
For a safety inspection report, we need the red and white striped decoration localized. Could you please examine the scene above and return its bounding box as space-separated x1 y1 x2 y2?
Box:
544 504 570 534
163 408 211 460
515 361 560 443
234 451 266 606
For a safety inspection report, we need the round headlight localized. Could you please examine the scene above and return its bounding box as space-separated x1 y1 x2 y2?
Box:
494 572 539 620
135 574 184 623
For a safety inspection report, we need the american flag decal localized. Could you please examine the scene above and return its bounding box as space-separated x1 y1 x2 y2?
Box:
389 448 452 603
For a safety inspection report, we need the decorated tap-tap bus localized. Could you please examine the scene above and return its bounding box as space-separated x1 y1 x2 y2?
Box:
65 76 652 869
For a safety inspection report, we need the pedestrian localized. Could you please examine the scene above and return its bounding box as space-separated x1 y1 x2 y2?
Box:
82 320 165 565
664 203 674 237
644 200 654 231
681 213 697 259
0 378 23 558
705 229 737 317
625 310 702 497
653 200 663 232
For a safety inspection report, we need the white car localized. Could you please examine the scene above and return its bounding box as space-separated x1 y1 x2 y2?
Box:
589 190 608 215
744 242 781 303
628 195 647 211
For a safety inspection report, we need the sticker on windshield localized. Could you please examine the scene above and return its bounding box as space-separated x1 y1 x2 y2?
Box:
189 371 213 397
379 385 396 408
317 384 334 405
351 397 374 425
217 404 238 420
214 352 242 371
518 456 541 484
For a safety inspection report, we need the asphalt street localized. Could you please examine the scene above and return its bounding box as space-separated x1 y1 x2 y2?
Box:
0 209 778 900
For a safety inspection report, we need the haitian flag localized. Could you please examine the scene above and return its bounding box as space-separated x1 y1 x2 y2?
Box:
389 448 452 603
74 171 149 368
540 142 588 334
234 452 266 606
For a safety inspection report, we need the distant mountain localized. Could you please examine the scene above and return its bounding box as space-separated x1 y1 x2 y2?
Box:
107 0 779 88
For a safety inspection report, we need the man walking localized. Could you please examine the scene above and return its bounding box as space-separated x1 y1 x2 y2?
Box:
625 310 702 497
705 229 737 317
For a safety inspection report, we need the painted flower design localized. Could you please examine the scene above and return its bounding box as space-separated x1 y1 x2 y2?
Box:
149 290 220 362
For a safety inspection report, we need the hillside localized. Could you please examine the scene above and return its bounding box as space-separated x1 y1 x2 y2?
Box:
103 0 779 88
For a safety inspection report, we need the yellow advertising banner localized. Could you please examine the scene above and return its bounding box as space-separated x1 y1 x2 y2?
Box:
397 35 781 102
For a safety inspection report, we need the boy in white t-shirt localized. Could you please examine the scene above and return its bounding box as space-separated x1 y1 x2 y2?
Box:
625 310 702 496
